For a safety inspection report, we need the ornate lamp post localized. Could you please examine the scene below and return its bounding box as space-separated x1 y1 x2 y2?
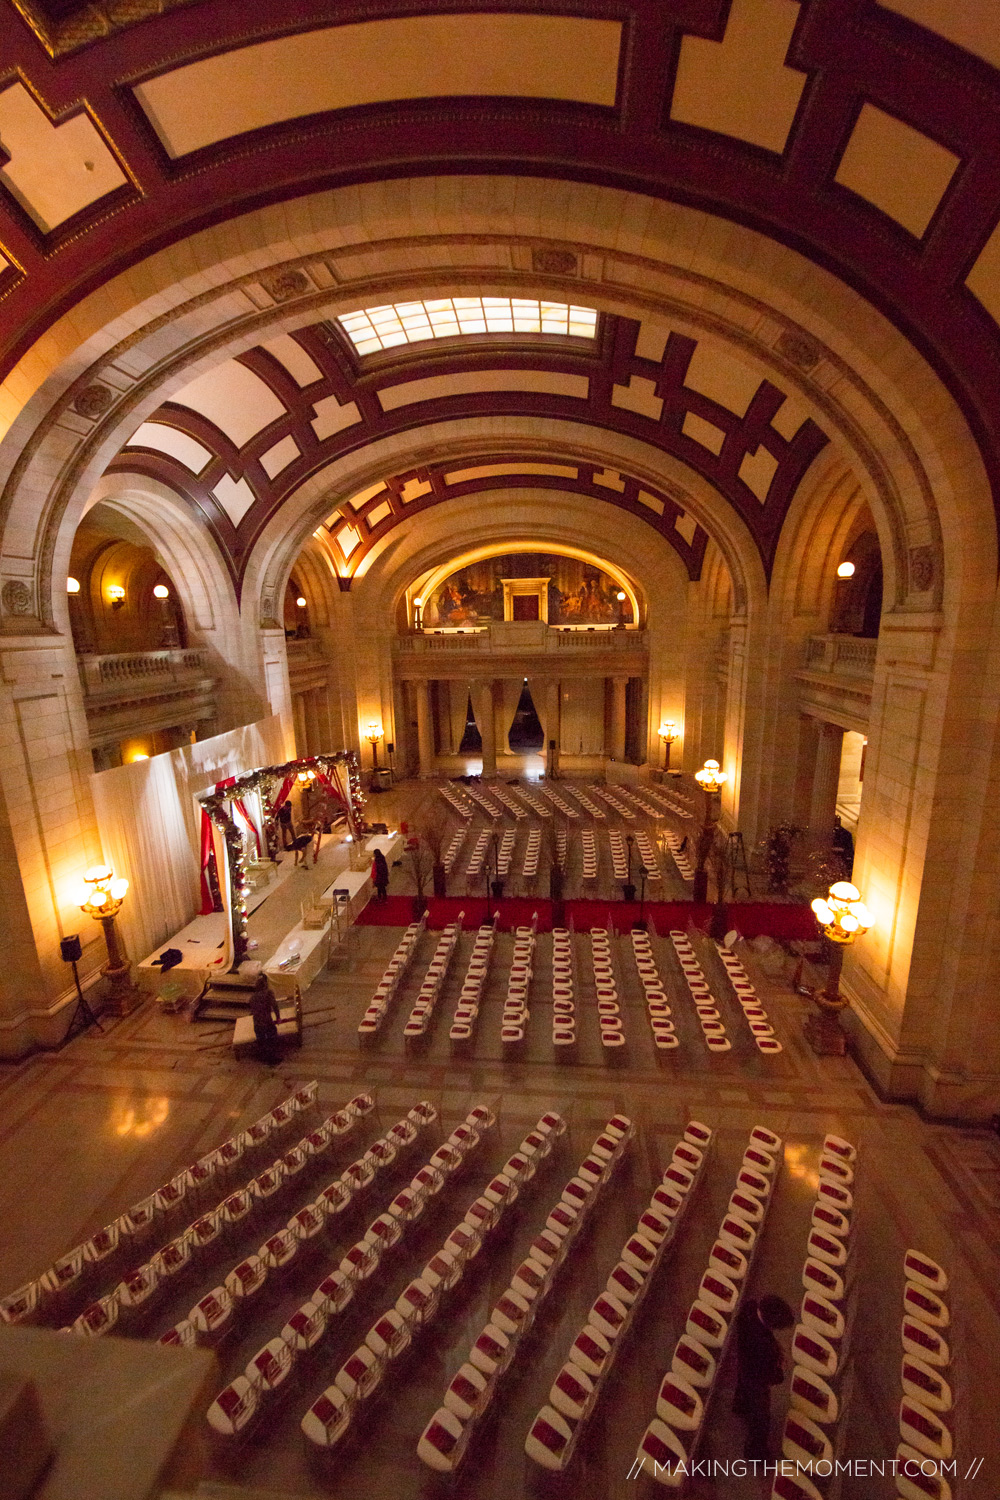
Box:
692 759 728 903
366 723 383 772
805 881 873 1054
615 590 627 629
413 595 424 631
72 865 138 1016
658 720 678 772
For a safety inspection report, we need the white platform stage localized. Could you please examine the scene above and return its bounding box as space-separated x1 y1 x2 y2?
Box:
137 831 402 997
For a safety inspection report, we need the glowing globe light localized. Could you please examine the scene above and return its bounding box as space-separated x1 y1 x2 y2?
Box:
695 758 728 793
153 583 170 599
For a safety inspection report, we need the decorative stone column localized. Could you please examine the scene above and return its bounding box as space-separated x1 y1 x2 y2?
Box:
610 675 628 761
475 679 498 777
415 679 434 777
809 721 845 839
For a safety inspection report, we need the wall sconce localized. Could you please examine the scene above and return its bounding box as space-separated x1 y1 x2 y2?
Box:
67 577 80 594
837 561 856 578
153 584 170 599
106 584 126 610
129 752 149 762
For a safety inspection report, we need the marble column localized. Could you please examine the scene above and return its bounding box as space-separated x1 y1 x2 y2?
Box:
809 721 845 838
546 679 561 776
610 675 628 761
415 679 434 777
476 680 497 776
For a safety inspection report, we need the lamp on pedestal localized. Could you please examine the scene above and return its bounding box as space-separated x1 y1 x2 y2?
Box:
413 595 424 631
366 723 383 772
71 865 139 1016
805 881 873 1055
692 759 728 903
615 590 627 629
658 720 678 772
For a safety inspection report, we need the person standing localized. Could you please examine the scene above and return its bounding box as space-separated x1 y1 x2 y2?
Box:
372 847 390 902
248 974 282 1065
732 1294 795 1460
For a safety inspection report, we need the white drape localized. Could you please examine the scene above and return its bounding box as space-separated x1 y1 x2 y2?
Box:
90 714 290 962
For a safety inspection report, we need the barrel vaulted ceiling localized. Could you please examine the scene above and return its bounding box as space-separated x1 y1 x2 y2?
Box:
4 0 1000 557
106 310 825 588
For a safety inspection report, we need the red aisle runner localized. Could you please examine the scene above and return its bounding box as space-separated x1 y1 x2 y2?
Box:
356 895 816 939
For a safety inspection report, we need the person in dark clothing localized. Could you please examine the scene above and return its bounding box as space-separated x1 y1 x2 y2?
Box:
732 1294 795 1460
276 800 294 849
249 975 281 1064
372 847 390 902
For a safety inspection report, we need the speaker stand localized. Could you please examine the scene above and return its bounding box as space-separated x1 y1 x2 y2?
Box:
62 960 104 1043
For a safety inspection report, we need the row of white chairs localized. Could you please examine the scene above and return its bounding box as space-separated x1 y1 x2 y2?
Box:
630 929 680 1051
536 783 578 818
442 827 467 873
714 942 784 1055
438 785 474 821
501 918 538 1047
418 1112 627 1474
590 927 626 1048
636 1125 784 1485
616 785 668 821
463 783 504 820
70 1089 363 1341
522 828 542 879
608 828 630 880
766 1135 858 1499
634 830 662 880
496 827 517 876
896 1247 953 1500
581 828 598 881
358 917 427 1038
304 1107 555 1454
448 924 497 1045
489 784 529 820
514 784 553 819
664 831 695 881
205 1100 457 1439
1 1082 321 1331
403 919 464 1039
552 925 578 1047
162 1098 422 1359
526 1120 712 1470
592 786 637 821
466 830 491 877
669 931 731 1052
646 784 696 820
568 784 607 820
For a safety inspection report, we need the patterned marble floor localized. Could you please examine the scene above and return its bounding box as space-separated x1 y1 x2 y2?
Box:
1 920 997 1500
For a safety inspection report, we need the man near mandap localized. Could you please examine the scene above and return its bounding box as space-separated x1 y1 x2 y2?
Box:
732 1293 795 1460
371 847 390 902
249 974 282 1065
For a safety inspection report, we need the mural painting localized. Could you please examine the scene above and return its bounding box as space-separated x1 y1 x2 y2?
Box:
425 552 625 627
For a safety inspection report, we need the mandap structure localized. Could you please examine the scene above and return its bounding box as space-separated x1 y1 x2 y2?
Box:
0 0 998 1121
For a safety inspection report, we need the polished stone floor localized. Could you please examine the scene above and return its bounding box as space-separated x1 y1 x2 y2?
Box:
2 907 998 1500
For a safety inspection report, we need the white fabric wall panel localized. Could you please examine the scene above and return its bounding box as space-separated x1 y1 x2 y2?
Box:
559 679 606 755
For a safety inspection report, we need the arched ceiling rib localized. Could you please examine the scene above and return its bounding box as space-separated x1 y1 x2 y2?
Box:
104 311 826 586
2 0 1000 538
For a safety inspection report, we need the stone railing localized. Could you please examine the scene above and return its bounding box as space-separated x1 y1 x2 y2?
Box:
396 625 647 655
78 648 211 699
804 635 877 677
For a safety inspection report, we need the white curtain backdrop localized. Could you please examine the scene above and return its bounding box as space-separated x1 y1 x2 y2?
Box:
90 713 290 963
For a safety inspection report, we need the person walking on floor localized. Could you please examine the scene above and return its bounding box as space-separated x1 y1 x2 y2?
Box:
732 1293 795 1460
372 847 390 902
249 974 282 1065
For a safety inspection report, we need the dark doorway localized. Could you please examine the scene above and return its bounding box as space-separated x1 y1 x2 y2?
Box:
508 681 544 751
458 691 482 754
512 594 540 621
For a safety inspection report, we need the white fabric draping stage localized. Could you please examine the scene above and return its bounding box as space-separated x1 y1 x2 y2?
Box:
90 714 290 964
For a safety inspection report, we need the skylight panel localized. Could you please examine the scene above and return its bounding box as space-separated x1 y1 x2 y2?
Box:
337 297 597 353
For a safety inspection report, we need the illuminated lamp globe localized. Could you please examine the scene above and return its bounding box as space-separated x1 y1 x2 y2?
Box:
67 577 80 594
413 596 423 608
811 899 834 925
616 590 626 601
84 864 112 884
106 584 125 601
296 596 307 608
839 913 859 934
70 882 92 908
837 561 856 578
153 584 170 599
110 877 129 901
830 881 860 901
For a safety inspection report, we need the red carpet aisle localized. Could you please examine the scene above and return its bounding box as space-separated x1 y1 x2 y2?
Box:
357 896 817 939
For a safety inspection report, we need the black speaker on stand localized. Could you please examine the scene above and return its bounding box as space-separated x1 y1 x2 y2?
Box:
60 934 104 1043
386 741 395 783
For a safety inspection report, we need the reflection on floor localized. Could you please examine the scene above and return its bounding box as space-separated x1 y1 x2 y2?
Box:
2 915 998 1500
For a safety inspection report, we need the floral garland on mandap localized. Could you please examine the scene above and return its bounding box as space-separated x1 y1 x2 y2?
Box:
198 751 366 968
